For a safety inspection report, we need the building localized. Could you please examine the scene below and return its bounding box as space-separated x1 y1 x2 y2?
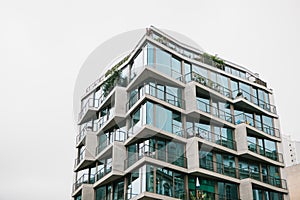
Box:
72 26 289 200
282 135 300 167
284 164 300 199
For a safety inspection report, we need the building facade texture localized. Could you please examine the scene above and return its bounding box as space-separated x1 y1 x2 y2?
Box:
72 27 289 200
282 135 300 167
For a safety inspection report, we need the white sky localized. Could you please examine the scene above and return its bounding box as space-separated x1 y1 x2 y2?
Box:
0 0 299 200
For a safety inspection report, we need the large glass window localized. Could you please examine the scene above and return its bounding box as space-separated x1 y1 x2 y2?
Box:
231 80 239 98
127 169 141 199
171 57 181 80
96 185 111 200
156 105 172 133
146 165 154 192
156 47 171 76
262 115 274 135
147 43 154 66
184 62 191 82
113 179 124 200
199 150 213 170
156 168 173 197
239 82 251 101
192 64 208 79
218 182 238 200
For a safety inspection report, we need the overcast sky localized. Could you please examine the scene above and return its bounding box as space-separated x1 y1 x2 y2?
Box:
1 0 300 200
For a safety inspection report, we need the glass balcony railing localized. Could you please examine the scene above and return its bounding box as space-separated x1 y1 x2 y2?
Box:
247 140 283 163
199 159 237 178
74 148 86 168
239 168 287 189
127 83 185 111
73 174 95 192
235 113 280 138
186 127 236 150
189 191 240 200
95 130 126 156
233 89 277 114
76 121 94 144
186 72 232 98
148 30 263 87
197 99 234 124
94 161 112 182
124 144 187 170
78 98 100 121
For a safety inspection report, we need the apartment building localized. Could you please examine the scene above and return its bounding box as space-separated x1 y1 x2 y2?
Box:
72 26 288 200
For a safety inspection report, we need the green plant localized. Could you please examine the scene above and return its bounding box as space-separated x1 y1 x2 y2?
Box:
103 69 121 97
102 55 130 96
203 53 225 70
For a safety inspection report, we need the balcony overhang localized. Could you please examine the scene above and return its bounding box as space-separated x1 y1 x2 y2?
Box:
126 66 185 92
233 97 278 118
93 169 124 188
238 150 284 167
186 109 236 129
188 168 240 184
78 108 97 125
124 125 186 147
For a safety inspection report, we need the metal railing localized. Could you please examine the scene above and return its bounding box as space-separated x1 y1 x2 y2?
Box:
78 98 99 121
186 72 232 98
197 99 234 124
95 130 127 155
94 160 112 182
247 140 283 163
235 113 280 138
186 127 236 150
124 144 187 170
73 174 95 192
74 148 86 167
199 159 237 178
232 89 277 114
76 121 94 144
127 83 185 111
149 31 261 86
239 167 287 189
189 191 240 200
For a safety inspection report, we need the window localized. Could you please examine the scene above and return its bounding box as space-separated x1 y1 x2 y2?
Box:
113 180 124 200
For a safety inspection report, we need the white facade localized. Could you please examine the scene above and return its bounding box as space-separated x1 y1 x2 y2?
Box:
282 135 300 167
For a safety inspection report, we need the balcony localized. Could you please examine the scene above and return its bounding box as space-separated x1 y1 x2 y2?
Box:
197 99 234 124
148 29 264 87
127 83 185 111
76 121 95 147
74 148 95 171
199 159 238 179
186 127 236 151
247 140 284 163
78 98 99 124
72 174 95 193
233 89 277 115
187 72 232 99
239 168 287 189
94 161 112 183
235 113 280 138
95 130 127 156
124 144 187 170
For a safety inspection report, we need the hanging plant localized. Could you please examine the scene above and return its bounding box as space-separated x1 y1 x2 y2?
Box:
102 69 121 97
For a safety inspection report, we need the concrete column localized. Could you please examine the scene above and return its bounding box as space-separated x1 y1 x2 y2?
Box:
239 180 253 200
81 185 94 200
114 87 127 117
184 83 197 112
186 139 199 169
85 132 97 158
235 124 248 152
112 141 126 172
